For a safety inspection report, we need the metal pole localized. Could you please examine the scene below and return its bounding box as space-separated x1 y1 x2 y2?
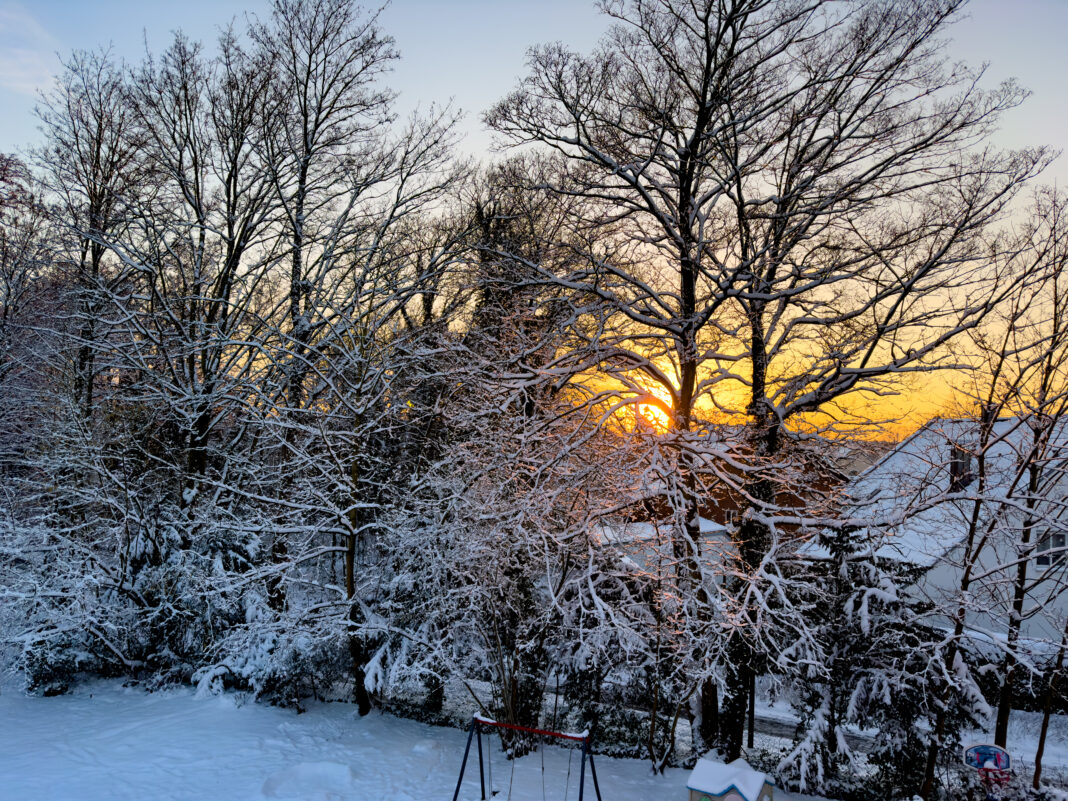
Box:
453 719 477 801
578 737 588 801
476 720 486 801
487 727 493 797
588 751 603 801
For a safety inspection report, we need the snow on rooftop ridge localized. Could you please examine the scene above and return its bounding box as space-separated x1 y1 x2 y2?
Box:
699 516 728 533
594 517 728 545
687 757 769 801
813 414 1068 568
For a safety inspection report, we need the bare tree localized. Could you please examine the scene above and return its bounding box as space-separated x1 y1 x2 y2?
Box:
241 0 400 614
34 49 141 419
487 0 1049 762
990 191 1068 749
251 0 397 415
945 189 1068 760
848 197 1068 796
0 155 50 468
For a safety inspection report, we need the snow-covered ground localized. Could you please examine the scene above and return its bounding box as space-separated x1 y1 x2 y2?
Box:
751 694 1068 789
0 680 827 801
0 678 1062 801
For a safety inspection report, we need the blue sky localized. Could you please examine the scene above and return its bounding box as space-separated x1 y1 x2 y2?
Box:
1 0 1066 184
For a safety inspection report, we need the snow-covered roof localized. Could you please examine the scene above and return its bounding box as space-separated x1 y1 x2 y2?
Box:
815 416 1068 567
687 757 769 800
594 516 728 545
594 517 734 575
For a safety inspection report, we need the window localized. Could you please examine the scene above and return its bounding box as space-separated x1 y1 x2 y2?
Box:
949 445 974 492
1036 532 1066 567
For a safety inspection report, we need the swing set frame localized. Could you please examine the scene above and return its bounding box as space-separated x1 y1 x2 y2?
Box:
451 716 603 801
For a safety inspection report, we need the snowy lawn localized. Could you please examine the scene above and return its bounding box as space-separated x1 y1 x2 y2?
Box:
6 679 1061 801
0 680 824 801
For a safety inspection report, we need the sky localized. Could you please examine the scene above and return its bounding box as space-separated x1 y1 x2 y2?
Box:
1 0 1066 185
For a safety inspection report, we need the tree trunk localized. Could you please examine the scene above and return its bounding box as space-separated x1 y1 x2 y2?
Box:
348 607 373 716
718 298 777 759
921 443 992 800
698 677 719 751
747 670 756 749
346 444 372 715
1033 621 1066 791
995 454 1041 745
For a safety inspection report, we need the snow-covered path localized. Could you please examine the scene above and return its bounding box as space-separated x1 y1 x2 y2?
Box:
0 681 701 801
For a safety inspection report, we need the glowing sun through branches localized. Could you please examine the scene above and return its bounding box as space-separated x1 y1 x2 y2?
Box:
633 382 674 432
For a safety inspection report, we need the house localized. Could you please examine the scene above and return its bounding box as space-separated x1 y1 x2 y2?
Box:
687 757 774 801
593 516 734 578
818 415 1068 644
592 431 887 584
611 430 884 539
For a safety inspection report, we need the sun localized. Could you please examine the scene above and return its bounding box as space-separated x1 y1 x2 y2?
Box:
634 385 674 432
